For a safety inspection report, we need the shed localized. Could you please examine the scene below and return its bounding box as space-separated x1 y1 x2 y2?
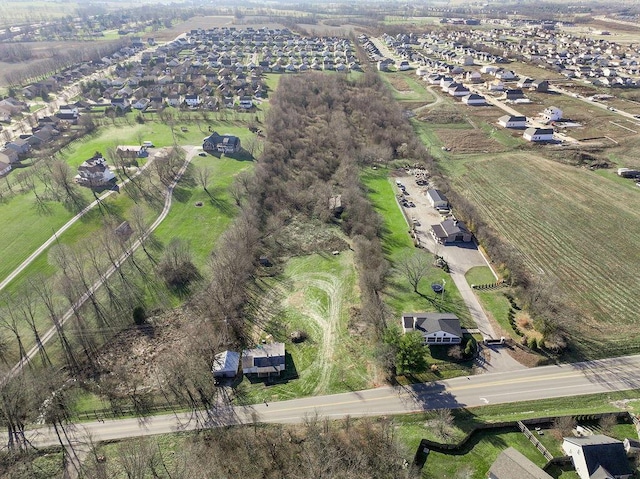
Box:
426 189 448 209
488 447 553 479
212 350 240 378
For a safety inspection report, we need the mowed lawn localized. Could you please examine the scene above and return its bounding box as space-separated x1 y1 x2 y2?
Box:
442 151 640 356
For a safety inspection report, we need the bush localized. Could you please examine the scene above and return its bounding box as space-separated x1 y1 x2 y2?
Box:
132 306 146 325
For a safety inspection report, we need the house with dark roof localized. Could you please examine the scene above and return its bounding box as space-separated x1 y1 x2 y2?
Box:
504 88 526 101
562 435 633 479
488 447 553 479
242 342 285 377
431 218 473 244
401 312 462 344
203 132 241 154
498 115 527 129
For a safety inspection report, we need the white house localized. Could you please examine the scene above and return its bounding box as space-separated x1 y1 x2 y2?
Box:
401 313 463 345
75 155 116 187
184 94 201 107
239 95 254 109
448 84 470 97
562 435 633 479
495 69 516 80
498 115 527 128
523 127 554 142
480 65 498 74
542 106 563 122
426 189 449 209
462 93 487 105
397 60 411 71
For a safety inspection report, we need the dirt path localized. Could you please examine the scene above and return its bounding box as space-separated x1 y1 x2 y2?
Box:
285 265 346 395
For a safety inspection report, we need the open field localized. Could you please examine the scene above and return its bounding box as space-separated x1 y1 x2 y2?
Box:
238 251 374 403
439 151 640 358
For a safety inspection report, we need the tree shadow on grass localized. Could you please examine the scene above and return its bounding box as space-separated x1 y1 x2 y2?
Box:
171 185 193 203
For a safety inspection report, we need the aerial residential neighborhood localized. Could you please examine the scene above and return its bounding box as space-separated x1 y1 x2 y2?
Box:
0 0 639 477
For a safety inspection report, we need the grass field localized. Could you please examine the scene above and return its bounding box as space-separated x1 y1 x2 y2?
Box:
438 151 640 357
237 250 374 403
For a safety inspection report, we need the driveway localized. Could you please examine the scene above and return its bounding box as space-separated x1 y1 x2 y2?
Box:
395 172 524 372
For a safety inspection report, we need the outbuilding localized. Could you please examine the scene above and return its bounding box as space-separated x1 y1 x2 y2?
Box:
426 189 448 209
212 350 240 379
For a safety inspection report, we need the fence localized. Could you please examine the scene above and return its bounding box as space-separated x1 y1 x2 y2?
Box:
518 420 553 461
471 281 505 290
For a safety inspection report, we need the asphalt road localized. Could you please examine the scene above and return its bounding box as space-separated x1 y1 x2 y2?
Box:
11 354 640 449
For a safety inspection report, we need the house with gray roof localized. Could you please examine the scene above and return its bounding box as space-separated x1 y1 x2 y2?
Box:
401 313 462 345
431 218 473 244
488 447 553 479
562 435 633 479
242 342 286 377
426 189 449 209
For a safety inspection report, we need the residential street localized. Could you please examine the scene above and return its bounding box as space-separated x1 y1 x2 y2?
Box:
10 354 640 449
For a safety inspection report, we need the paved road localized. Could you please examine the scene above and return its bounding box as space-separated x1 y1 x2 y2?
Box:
3 147 198 382
11 354 640 449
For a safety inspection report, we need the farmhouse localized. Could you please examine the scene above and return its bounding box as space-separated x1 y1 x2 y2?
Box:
242 342 286 377
401 313 462 345
523 127 554 142
431 218 473 244
75 154 116 187
498 115 527 128
562 435 633 479
203 132 241 154
542 106 563 122
462 93 486 105
212 350 240 379
426 189 449 209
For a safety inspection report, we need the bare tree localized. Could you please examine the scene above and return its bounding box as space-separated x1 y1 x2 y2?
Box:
195 164 212 195
396 251 430 293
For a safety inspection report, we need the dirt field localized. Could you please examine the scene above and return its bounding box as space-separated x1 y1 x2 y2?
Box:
154 16 288 41
435 128 507 153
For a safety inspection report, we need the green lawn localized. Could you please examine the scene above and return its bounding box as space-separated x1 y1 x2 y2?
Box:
465 266 497 286
395 390 640 478
361 167 471 325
